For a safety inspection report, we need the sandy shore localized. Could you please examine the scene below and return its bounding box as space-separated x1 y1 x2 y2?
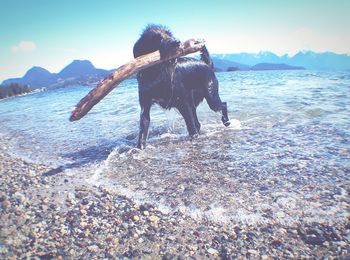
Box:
1 134 350 259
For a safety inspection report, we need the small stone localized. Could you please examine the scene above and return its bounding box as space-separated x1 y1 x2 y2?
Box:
271 238 282 247
280 228 287 234
248 249 259 255
84 229 91 237
149 215 159 222
14 192 26 203
167 236 176 241
15 208 23 216
207 248 219 255
230 230 237 238
60 227 68 235
187 245 197 251
143 210 149 216
276 211 285 218
80 221 88 228
87 245 99 253
336 241 347 247
67 192 75 201
122 223 129 229
290 229 298 235
133 215 140 222
2 198 11 208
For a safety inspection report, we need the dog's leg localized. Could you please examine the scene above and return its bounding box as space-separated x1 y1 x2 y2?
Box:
220 102 230 126
177 102 199 137
206 97 230 127
205 75 230 127
191 106 201 132
190 91 201 132
173 72 199 137
137 99 152 149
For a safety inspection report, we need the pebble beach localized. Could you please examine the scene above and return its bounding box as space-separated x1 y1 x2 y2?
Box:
1 132 349 259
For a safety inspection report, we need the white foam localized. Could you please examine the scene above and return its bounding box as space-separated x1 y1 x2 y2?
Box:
86 164 104 185
228 119 242 129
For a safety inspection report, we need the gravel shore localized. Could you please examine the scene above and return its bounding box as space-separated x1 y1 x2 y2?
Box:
1 134 350 259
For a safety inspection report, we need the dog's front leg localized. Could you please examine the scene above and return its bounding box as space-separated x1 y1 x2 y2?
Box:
189 92 201 132
137 100 152 149
191 106 201 133
177 102 199 137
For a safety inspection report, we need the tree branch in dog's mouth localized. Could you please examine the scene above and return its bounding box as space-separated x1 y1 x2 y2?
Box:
69 39 206 122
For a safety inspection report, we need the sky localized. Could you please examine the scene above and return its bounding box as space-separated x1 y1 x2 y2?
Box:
1 0 349 82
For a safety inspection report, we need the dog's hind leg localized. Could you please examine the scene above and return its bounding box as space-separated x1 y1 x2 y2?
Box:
206 96 230 127
137 98 152 149
220 102 230 126
205 74 230 127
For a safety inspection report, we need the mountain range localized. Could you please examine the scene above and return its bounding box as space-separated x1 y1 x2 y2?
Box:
2 60 110 90
212 50 350 71
2 51 350 90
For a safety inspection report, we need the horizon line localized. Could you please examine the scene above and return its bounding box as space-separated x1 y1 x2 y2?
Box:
1 49 350 83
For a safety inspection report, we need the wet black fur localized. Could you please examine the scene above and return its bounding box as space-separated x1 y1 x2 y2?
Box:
133 24 230 149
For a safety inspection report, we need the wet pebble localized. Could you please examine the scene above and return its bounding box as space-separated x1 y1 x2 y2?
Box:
149 216 159 223
207 248 219 255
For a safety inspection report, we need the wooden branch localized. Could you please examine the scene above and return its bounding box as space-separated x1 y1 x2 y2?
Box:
69 38 206 121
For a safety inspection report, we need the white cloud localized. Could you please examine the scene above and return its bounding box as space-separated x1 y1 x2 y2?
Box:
11 41 37 53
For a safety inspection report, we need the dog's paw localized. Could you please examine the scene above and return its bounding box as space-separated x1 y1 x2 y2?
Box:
224 121 231 127
189 133 199 141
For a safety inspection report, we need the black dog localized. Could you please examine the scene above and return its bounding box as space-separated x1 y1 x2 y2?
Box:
133 24 230 149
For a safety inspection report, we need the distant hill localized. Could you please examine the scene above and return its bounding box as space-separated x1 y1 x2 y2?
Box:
211 57 304 71
211 59 304 71
288 51 350 70
3 66 56 88
214 51 282 67
58 60 108 79
251 63 305 71
212 58 250 71
212 51 350 70
2 60 110 90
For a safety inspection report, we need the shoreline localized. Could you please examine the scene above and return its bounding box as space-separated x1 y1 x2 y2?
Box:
1 136 349 258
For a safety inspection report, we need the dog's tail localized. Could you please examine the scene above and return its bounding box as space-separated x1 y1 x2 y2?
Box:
200 46 214 69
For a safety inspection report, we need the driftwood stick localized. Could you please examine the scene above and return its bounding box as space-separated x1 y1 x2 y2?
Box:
69 38 206 121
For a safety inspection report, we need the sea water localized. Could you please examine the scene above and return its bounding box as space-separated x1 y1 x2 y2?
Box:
1 70 349 224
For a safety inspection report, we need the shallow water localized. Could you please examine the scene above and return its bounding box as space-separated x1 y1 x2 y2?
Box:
1 70 349 224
